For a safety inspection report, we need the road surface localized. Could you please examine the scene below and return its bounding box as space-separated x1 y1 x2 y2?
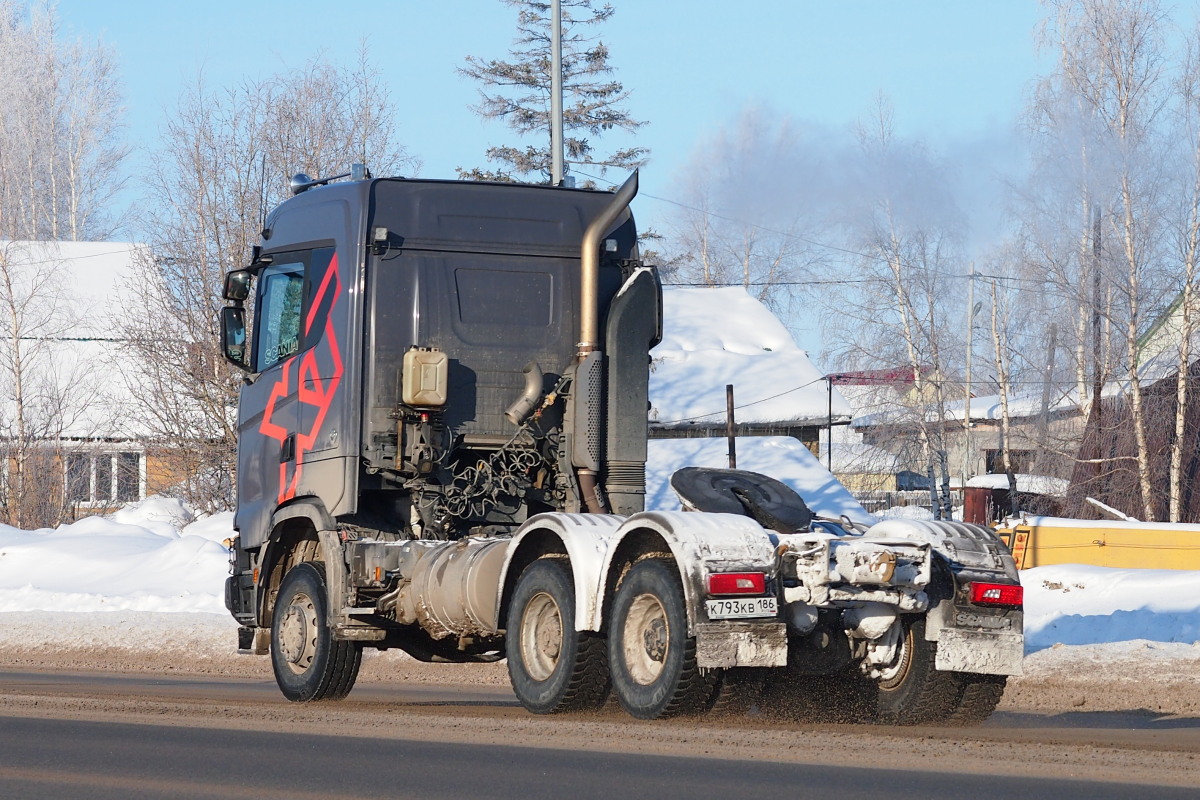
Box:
0 669 1196 798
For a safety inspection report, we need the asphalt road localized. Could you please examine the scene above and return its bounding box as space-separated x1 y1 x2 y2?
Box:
1 670 1197 799
2 714 1197 800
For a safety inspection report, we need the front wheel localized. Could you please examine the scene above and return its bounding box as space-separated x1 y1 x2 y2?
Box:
271 561 362 702
607 559 715 719
506 558 610 714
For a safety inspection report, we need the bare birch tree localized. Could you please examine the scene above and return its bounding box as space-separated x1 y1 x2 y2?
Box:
988 278 1021 515
0 243 109 527
0 3 127 526
826 99 967 518
1038 0 1171 519
0 0 127 241
1160 23 1200 521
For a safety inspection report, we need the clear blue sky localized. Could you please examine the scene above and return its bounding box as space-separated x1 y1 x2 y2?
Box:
53 0 1052 237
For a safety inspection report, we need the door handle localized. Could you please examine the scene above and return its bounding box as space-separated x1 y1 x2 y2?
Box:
280 433 296 463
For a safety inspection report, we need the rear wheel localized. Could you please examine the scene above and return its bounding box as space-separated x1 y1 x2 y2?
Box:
944 674 1007 726
607 559 716 719
875 616 960 725
506 558 610 714
706 668 766 718
271 561 361 702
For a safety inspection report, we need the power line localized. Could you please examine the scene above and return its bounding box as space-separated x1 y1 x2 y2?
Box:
663 278 880 287
0 244 144 269
15 336 130 343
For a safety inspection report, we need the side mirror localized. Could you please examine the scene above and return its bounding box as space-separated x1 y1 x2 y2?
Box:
221 306 251 371
223 270 252 302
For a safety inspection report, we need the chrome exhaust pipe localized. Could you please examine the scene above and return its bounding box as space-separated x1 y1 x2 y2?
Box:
578 171 638 356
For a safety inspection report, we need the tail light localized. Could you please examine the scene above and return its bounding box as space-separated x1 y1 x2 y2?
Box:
707 572 766 596
969 582 1023 607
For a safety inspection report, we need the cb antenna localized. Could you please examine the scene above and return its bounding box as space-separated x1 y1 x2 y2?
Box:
258 152 268 230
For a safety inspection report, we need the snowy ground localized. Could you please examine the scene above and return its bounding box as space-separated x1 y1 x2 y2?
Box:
1 496 1198 712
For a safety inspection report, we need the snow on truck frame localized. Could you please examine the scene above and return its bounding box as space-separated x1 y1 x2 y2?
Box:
219 165 1023 723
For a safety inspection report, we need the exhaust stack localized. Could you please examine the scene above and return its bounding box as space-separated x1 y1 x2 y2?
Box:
572 171 639 513
578 171 638 356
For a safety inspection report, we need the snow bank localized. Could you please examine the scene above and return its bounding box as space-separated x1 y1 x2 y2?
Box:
2 492 1199 679
0 609 238 654
0 496 233 613
1023 564 1200 651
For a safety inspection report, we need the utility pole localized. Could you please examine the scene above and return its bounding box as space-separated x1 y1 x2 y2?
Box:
726 384 737 469
1091 204 1103 481
826 376 833 471
1037 322 1058 449
964 267 976 481
550 0 565 186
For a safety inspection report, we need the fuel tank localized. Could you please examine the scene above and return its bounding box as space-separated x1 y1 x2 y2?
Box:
391 537 511 639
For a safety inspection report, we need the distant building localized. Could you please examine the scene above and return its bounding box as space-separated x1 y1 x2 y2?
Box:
1064 288 1200 521
0 241 181 523
828 365 1080 512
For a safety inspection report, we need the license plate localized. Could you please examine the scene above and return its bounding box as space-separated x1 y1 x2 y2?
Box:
705 596 778 620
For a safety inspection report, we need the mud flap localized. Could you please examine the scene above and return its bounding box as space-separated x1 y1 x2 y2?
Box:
935 628 1024 676
695 621 788 669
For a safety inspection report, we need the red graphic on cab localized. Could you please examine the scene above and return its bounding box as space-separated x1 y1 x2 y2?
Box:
258 254 343 505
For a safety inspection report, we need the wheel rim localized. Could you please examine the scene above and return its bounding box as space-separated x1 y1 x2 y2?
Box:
621 593 670 685
520 591 563 681
278 590 318 675
876 624 913 691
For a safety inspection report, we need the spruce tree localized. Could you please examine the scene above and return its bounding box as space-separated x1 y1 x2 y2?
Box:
458 0 647 183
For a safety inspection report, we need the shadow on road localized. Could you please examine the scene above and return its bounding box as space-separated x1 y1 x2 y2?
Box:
990 709 1200 729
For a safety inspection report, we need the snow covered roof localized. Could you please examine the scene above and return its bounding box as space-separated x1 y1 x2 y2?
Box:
0 241 152 440
852 386 1085 428
646 435 874 524
648 287 851 428
2 240 145 335
943 390 1081 422
1134 287 1200 385
965 474 1070 496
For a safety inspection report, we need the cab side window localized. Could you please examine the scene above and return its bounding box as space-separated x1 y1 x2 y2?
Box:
254 261 305 371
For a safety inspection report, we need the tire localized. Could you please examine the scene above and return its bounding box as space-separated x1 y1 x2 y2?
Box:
506 558 610 714
875 616 961 725
271 562 362 702
944 674 1006 726
706 668 766 718
607 559 716 720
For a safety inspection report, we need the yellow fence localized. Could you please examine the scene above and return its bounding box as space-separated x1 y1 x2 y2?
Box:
997 518 1200 570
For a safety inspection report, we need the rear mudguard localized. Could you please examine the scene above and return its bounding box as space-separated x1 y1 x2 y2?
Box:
860 519 1024 676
